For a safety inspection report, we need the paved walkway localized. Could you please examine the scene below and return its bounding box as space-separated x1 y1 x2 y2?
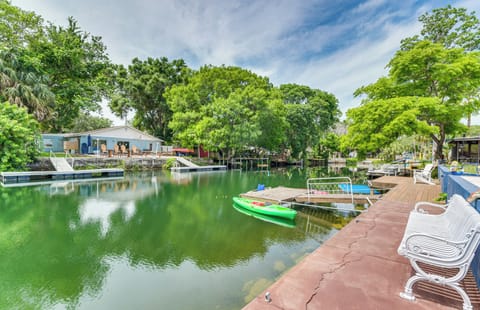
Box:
243 177 477 309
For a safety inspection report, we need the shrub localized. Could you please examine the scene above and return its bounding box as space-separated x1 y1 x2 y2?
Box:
0 102 40 171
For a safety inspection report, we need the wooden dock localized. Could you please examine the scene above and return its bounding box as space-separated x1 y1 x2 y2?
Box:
371 175 441 204
170 165 227 173
240 186 307 203
0 168 124 186
240 185 382 205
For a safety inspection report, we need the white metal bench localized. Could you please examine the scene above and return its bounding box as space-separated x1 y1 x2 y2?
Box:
397 194 480 310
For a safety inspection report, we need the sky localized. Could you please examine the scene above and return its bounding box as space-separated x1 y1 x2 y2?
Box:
9 0 480 125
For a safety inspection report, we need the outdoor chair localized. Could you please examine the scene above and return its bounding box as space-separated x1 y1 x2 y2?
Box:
413 163 435 185
367 164 399 177
100 144 107 156
398 194 480 310
120 144 128 156
131 145 141 156
114 144 120 156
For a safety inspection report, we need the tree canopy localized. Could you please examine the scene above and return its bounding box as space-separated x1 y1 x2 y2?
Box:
108 57 190 141
343 6 480 160
166 66 286 158
166 66 340 159
280 84 340 158
0 2 111 132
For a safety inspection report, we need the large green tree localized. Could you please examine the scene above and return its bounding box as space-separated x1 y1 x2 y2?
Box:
166 65 287 158
109 57 190 141
0 2 54 122
0 102 40 171
1 2 112 132
343 5 480 160
345 41 480 159
280 84 341 159
401 5 480 127
30 17 111 132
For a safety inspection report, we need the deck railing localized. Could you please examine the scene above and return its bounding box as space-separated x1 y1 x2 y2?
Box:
307 177 354 204
65 151 75 168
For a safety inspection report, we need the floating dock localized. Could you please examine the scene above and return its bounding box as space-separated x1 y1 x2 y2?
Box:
240 186 381 205
170 165 227 173
0 168 124 186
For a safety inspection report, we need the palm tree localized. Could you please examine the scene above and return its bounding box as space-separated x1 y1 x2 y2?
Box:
0 50 54 121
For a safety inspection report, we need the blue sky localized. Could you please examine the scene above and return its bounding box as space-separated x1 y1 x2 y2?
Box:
10 0 480 125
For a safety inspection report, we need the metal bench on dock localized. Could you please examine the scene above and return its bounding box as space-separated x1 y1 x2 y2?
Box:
398 194 480 310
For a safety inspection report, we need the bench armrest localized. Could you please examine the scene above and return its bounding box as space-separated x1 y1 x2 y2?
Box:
401 233 467 261
413 201 447 214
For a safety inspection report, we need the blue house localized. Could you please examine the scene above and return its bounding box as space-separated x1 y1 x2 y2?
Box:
41 126 163 155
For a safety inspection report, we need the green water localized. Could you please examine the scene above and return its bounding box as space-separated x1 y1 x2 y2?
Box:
0 168 359 309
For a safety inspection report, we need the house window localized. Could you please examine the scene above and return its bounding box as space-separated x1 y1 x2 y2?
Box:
117 141 130 149
92 139 107 149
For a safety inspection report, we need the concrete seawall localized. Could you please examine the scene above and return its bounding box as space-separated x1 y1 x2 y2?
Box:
29 157 167 171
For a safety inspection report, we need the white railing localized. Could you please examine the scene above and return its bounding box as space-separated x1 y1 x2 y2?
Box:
307 177 354 204
65 151 75 168
49 150 58 170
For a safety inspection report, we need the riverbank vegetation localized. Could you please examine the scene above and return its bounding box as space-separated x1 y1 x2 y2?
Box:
1 1 480 170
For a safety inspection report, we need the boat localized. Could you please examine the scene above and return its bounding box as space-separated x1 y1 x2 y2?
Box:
233 204 296 228
232 197 297 220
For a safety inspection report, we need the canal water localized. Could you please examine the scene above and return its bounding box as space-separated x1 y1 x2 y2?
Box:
0 168 362 309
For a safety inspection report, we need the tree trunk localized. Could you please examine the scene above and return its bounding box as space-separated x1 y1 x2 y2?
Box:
431 125 446 160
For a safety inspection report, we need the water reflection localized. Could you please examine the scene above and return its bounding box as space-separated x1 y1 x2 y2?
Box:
0 169 356 309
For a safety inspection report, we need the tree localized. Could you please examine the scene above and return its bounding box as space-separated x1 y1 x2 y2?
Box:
318 133 340 160
401 5 480 51
107 64 133 124
0 49 54 122
347 40 480 160
28 17 111 132
109 57 190 141
1 2 112 132
0 102 40 171
70 112 112 132
401 5 480 127
166 66 286 158
0 0 44 49
280 84 341 159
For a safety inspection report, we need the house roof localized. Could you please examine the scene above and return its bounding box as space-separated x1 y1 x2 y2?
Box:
64 126 163 142
448 136 480 143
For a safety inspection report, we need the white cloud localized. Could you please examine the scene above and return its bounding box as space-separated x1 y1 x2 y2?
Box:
9 0 480 125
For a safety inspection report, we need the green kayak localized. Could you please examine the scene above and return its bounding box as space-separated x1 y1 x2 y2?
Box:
233 204 296 228
232 197 297 220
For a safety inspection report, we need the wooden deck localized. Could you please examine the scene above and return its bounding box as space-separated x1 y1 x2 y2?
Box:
372 176 441 204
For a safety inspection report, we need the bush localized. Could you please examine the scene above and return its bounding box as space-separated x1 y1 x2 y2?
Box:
346 158 358 167
0 102 40 171
162 158 177 169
